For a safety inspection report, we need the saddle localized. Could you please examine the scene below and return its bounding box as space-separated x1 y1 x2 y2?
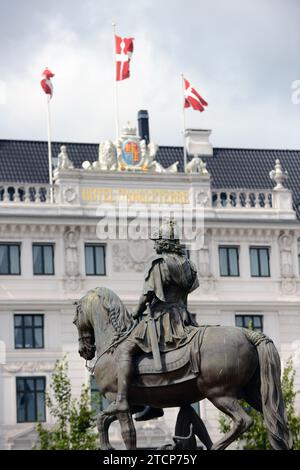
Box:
133 326 208 388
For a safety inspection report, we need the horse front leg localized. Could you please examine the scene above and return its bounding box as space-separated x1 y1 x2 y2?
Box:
96 411 117 450
117 412 137 450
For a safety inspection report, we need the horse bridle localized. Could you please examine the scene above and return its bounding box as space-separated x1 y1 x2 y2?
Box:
78 334 96 357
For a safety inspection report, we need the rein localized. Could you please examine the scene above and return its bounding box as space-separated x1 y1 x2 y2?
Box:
83 320 138 375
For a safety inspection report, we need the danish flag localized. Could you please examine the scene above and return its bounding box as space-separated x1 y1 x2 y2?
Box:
115 35 134 81
184 77 208 112
40 68 55 98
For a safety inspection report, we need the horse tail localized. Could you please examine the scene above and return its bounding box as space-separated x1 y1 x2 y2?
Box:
253 335 293 449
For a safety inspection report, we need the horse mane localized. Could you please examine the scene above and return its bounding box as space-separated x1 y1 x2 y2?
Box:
75 287 135 342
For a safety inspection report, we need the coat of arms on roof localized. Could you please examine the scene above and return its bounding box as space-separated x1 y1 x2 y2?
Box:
82 122 178 173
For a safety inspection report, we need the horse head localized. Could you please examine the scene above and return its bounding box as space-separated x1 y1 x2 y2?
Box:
74 287 135 360
73 300 96 361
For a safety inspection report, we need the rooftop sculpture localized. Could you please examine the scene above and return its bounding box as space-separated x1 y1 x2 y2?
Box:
82 123 179 173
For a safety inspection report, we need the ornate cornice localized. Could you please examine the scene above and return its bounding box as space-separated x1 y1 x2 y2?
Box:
208 226 289 242
2 361 55 373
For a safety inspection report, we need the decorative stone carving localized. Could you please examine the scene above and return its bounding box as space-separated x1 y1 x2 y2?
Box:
197 235 212 278
199 278 215 294
94 141 118 171
139 141 178 173
269 159 288 190
195 190 210 207
128 240 151 263
62 186 78 204
82 160 93 170
63 277 83 292
186 157 209 176
112 242 154 272
280 279 297 295
82 123 178 173
57 145 74 170
278 231 294 278
64 227 80 277
3 362 55 373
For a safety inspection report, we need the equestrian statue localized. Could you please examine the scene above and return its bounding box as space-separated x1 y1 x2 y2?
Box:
74 219 292 450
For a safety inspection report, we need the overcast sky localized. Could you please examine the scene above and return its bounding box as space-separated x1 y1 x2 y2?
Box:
0 0 299 149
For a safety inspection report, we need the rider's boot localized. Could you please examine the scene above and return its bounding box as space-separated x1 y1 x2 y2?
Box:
134 406 164 421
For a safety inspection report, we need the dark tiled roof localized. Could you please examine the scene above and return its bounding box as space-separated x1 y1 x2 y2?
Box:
1 139 300 214
0 140 98 183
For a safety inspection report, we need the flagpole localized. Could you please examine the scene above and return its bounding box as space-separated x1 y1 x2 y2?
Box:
112 22 120 139
181 73 187 173
46 94 53 203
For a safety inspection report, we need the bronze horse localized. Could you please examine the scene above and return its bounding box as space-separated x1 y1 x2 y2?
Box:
74 287 292 450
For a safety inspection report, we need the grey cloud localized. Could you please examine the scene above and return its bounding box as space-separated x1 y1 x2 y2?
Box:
0 0 299 149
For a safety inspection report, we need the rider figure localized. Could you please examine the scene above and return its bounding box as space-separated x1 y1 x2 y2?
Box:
105 219 199 415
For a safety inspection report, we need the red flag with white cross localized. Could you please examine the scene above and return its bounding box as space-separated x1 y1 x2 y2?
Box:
184 77 208 112
40 68 55 98
115 35 134 81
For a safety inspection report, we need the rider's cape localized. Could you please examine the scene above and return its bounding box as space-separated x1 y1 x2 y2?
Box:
128 253 199 353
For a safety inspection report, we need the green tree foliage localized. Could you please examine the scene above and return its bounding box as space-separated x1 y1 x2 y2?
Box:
219 358 300 449
35 357 99 450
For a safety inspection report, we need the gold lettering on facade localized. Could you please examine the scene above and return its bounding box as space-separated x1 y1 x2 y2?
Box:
81 187 189 204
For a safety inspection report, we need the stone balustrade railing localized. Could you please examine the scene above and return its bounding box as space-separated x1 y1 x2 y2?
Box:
0 183 52 203
0 184 279 210
212 189 273 209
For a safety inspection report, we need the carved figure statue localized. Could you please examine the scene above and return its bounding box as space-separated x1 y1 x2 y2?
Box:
64 228 79 277
94 140 118 171
278 232 294 278
74 220 292 451
186 156 208 175
142 141 178 173
57 145 74 170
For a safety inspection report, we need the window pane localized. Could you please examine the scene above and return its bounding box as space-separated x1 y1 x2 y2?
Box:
259 249 270 276
36 392 45 421
102 397 109 411
26 393 35 421
17 393 25 422
34 329 43 348
15 328 23 348
250 249 259 276
43 246 54 274
85 246 95 275
17 379 24 392
253 316 262 328
33 245 43 274
244 316 253 329
219 248 228 276
0 245 9 274
235 316 243 327
36 378 45 391
228 248 238 276
25 329 33 348
24 316 32 326
95 246 105 275
34 316 43 327
25 379 34 392
15 315 44 349
14 315 22 327
90 376 98 392
17 378 45 423
10 245 20 274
